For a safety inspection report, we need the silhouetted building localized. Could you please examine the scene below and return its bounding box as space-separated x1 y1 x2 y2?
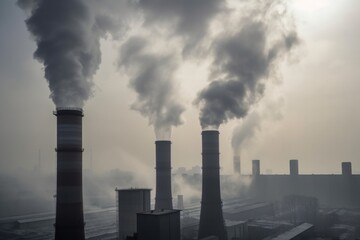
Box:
198 130 227 240
342 162 352 176
289 160 299 176
54 107 85 240
137 210 180 240
252 160 260 176
155 141 173 210
116 188 151 240
233 156 241 175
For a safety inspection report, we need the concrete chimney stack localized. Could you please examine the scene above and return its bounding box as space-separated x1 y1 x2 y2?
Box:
252 160 260 176
155 141 173 210
177 195 184 210
290 159 299 176
198 130 227 240
233 156 241 175
342 162 352 176
54 108 85 240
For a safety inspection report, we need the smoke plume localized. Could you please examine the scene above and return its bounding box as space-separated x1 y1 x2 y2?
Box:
18 0 113 107
135 0 224 53
196 1 299 129
118 36 185 140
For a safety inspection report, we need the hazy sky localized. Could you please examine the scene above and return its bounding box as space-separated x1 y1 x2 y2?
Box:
0 0 359 181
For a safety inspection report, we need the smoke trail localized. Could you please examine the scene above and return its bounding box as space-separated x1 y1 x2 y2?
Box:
196 1 299 129
231 112 261 156
118 36 185 140
18 0 114 107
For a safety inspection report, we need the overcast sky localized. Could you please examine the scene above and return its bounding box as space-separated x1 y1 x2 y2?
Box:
0 0 359 182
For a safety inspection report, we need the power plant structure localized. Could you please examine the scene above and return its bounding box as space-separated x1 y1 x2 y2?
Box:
233 156 241 175
53 107 85 240
342 162 352 176
137 210 181 240
252 160 260 176
116 188 151 240
290 159 299 176
155 140 173 210
198 130 227 240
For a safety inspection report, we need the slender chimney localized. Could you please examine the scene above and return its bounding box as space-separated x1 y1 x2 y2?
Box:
252 159 260 176
342 162 352 176
290 159 299 176
198 130 227 240
54 107 85 240
177 195 184 210
155 141 173 210
233 156 241 175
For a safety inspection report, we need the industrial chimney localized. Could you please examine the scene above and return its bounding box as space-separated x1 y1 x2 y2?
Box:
54 107 85 240
252 159 260 176
233 156 241 175
155 141 173 210
289 159 299 176
198 130 227 240
342 162 352 176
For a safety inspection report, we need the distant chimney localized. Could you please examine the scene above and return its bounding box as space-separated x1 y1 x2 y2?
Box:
177 195 184 210
233 156 241 175
290 159 299 176
198 130 227 240
54 108 85 240
252 160 260 176
342 162 352 176
155 141 173 210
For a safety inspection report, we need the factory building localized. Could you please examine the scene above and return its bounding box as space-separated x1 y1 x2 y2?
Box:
116 188 151 240
137 209 181 240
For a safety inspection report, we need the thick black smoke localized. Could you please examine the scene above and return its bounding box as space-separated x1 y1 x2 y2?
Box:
18 0 114 107
196 2 299 129
118 36 185 139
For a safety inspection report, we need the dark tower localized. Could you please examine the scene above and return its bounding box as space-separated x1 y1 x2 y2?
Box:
290 159 299 176
155 141 173 210
342 162 352 176
54 108 85 240
252 159 260 176
233 156 241 175
198 131 227 240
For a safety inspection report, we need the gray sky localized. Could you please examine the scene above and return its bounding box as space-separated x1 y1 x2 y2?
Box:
0 0 359 182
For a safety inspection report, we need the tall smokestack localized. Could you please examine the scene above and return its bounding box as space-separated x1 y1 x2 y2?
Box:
342 162 352 176
198 130 227 240
290 159 299 176
252 159 260 176
155 141 173 210
54 107 85 240
233 156 241 175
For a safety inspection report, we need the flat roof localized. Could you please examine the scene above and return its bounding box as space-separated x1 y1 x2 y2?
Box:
115 188 151 192
138 209 181 216
271 223 313 240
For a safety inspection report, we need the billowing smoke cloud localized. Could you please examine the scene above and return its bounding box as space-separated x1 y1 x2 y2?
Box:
118 36 185 139
17 0 115 107
196 1 299 129
231 97 285 156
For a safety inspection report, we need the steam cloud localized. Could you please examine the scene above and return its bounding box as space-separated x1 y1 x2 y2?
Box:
18 0 114 107
118 37 185 140
196 1 299 129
